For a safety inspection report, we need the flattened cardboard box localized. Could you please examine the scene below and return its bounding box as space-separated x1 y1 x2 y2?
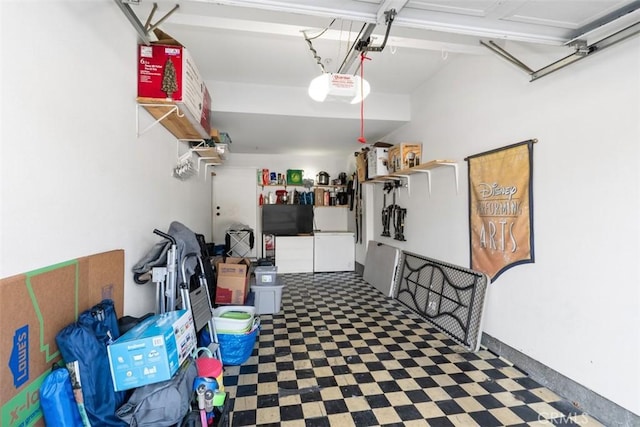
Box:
0 250 124 427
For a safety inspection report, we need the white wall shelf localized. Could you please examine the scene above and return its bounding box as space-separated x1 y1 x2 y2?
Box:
364 160 458 195
174 140 224 180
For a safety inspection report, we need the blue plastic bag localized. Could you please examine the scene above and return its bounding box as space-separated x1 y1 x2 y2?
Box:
40 366 83 427
217 323 259 365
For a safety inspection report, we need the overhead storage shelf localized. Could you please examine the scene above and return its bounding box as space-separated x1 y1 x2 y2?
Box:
190 145 223 164
364 160 459 195
136 97 210 140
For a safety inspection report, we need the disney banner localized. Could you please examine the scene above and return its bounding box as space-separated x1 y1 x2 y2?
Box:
466 140 535 281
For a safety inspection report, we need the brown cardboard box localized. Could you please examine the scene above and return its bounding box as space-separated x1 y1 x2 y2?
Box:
388 142 422 172
137 29 211 135
214 257 251 305
356 150 368 181
210 128 221 142
367 147 389 178
0 250 124 427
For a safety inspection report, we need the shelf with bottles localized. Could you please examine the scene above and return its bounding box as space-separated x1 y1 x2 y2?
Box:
313 184 347 189
258 184 307 189
313 185 349 207
257 168 307 188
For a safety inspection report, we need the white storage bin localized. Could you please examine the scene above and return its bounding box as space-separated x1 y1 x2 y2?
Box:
251 284 284 315
254 266 277 284
212 305 255 333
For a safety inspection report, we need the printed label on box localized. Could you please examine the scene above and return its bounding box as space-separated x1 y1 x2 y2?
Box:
9 325 29 388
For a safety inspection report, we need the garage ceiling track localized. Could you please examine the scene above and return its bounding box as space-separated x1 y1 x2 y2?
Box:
114 0 640 155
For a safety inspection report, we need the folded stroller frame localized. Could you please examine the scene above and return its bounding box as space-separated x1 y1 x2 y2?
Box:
133 223 221 359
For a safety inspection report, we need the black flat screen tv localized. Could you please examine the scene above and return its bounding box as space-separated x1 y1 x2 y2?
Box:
262 205 314 236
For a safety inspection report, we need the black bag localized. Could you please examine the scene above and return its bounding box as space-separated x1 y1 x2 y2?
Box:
116 358 197 427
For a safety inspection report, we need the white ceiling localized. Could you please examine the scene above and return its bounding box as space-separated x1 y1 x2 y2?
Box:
122 0 640 155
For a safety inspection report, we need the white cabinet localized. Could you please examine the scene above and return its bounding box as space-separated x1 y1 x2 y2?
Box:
314 232 355 272
275 236 314 273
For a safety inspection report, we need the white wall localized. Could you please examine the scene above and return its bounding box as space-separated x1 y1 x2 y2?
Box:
377 39 640 414
0 2 213 317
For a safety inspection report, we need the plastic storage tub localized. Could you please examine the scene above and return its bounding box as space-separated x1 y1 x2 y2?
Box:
251 284 284 315
254 266 277 284
212 306 255 333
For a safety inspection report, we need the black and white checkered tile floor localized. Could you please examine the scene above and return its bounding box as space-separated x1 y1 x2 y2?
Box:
222 272 603 427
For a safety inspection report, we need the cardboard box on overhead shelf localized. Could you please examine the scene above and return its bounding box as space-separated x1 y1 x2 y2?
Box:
210 128 221 142
388 142 422 172
137 29 211 134
214 257 251 305
356 150 368 181
367 147 389 178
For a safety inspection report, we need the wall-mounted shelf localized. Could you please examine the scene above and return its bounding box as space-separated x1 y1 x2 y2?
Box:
190 144 223 165
136 97 209 140
364 160 459 195
314 184 347 189
173 140 224 180
258 184 307 189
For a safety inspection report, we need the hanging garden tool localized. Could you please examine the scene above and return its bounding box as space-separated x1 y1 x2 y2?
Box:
393 205 407 241
381 181 394 237
379 179 406 241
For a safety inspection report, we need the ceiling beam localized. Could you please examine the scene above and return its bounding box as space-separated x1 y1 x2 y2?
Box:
163 13 485 54
113 0 150 44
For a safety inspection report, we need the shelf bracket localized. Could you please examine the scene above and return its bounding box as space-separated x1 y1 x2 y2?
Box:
442 162 459 194
137 103 183 137
195 159 218 179
393 174 411 195
196 156 222 177
405 162 458 195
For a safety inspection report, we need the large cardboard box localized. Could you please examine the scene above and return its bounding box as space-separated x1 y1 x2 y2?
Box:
388 142 422 172
108 310 197 392
214 257 251 305
0 250 124 427
137 30 211 134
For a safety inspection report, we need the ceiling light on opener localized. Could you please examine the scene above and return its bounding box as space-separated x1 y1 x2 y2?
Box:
308 73 370 104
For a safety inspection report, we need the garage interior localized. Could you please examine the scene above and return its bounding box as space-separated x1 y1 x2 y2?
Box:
1 1 639 426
